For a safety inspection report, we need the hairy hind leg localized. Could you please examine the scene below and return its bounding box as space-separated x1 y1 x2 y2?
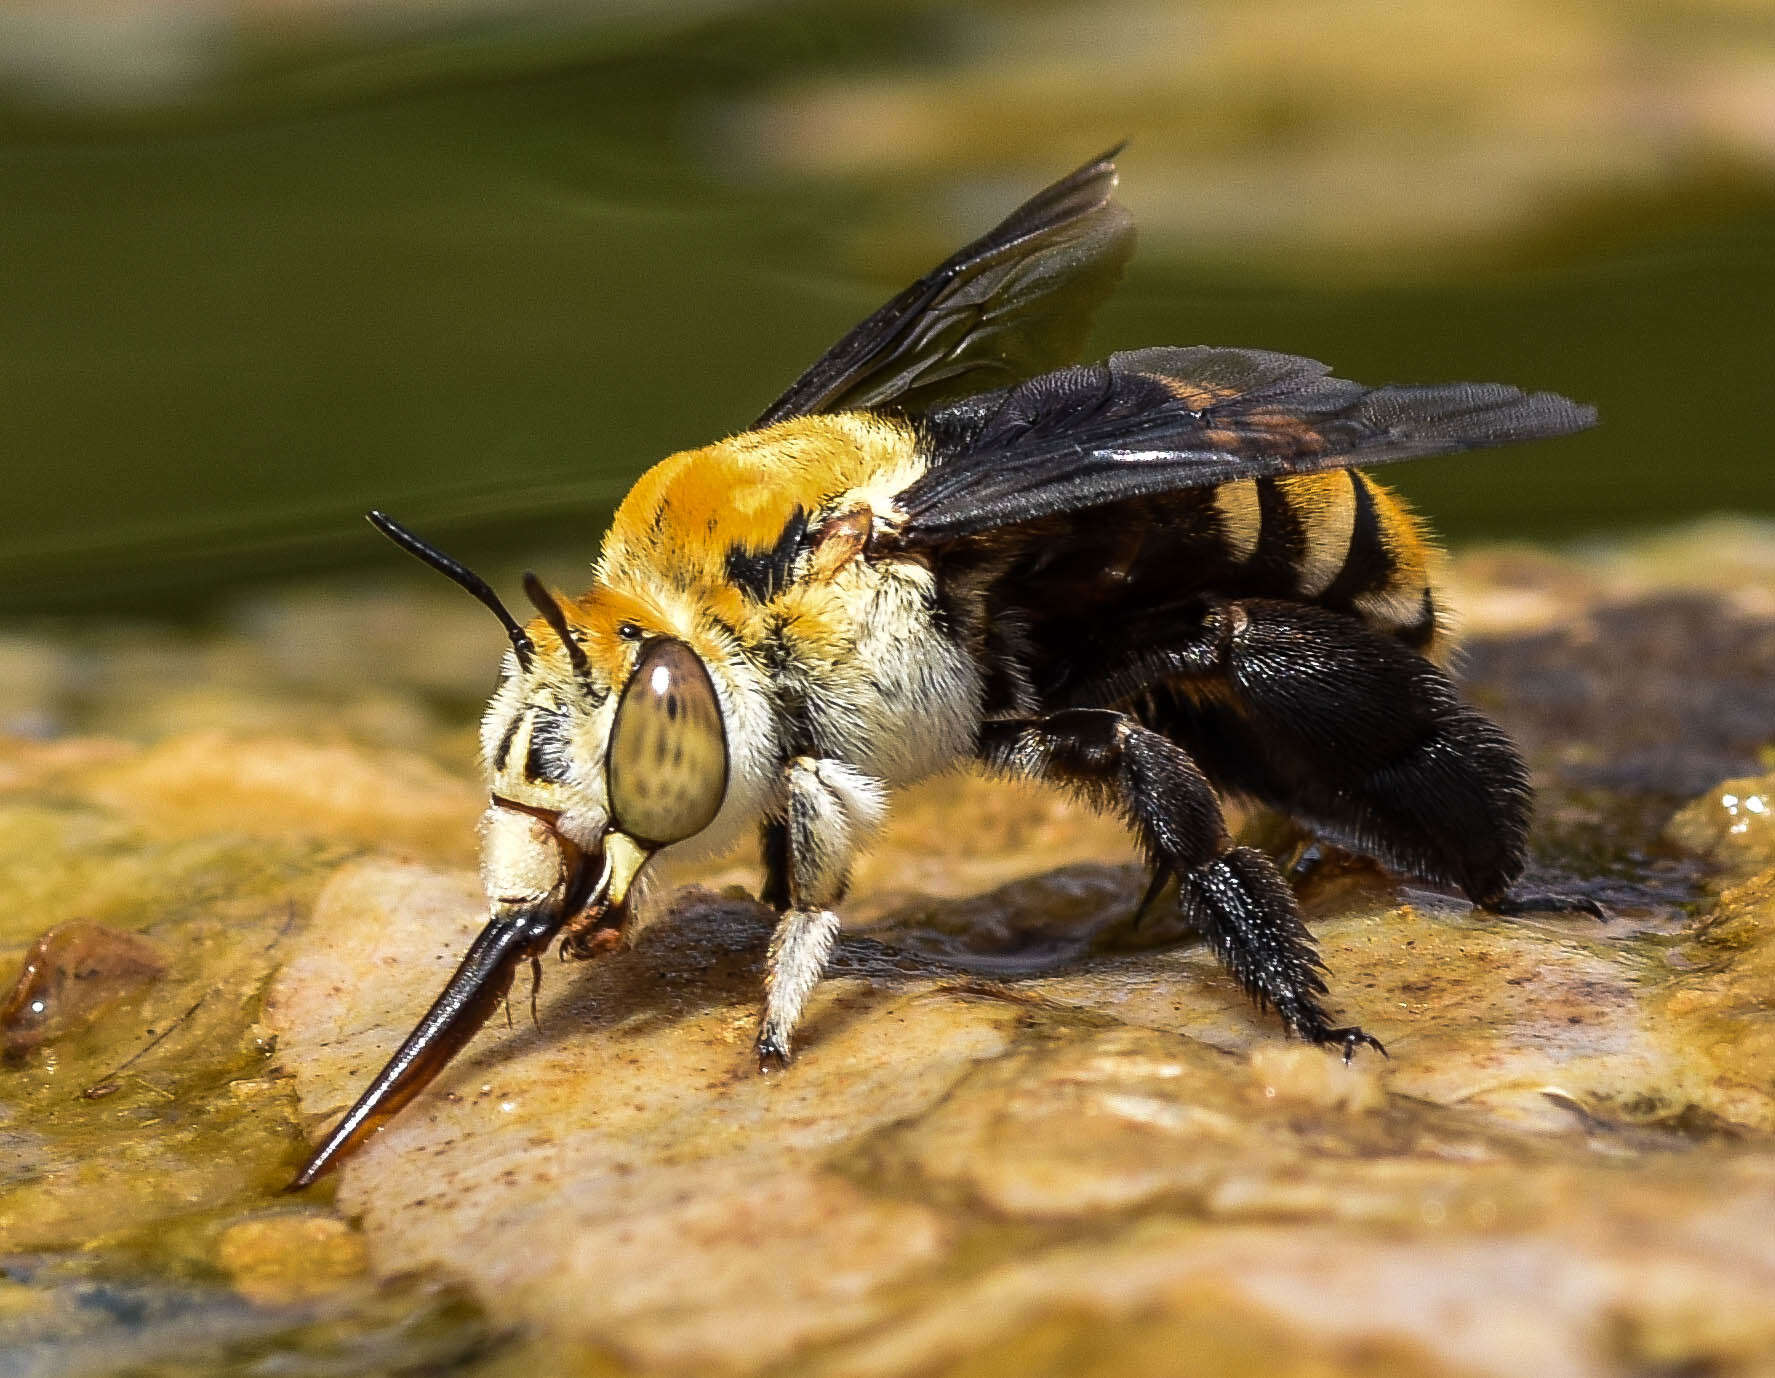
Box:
979 709 1382 1058
1107 599 1599 916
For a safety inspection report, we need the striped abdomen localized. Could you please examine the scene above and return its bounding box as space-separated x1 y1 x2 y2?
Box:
1210 469 1444 657
955 465 1450 715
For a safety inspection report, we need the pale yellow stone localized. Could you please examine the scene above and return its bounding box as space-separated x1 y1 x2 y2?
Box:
217 1214 369 1304
1248 1044 1385 1114
83 730 481 863
1668 771 1775 877
272 864 1007 1370
263 769 1775 1376
0 734 135 793
11 519 1775 1375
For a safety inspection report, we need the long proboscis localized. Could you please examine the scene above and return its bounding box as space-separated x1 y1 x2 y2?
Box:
288 907 560 1188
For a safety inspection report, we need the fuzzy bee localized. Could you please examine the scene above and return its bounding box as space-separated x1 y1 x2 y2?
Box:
293 149 1597 1186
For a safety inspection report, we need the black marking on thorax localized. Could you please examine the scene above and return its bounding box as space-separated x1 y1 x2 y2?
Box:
726 508 810 602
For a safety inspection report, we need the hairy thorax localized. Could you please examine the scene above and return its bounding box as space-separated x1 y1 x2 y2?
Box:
594 412 982 800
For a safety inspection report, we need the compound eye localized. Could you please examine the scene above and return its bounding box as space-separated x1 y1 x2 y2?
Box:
606 639 728 846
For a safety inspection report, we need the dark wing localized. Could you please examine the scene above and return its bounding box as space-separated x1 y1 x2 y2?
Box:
752 148 1135 428
893 346 1597 544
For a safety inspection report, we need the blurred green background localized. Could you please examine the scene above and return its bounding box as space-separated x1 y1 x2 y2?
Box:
2 0 1773 615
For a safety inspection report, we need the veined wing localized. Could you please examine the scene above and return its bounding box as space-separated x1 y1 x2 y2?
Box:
753 148 1135 428
892 346 1596 544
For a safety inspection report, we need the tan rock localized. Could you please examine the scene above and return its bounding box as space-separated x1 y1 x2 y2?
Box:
272 862 1014 1370
1668 771 1775 877
0 919 166 1055
270 835 1775 1375
216 1213 369 1304
84 731 481 863
10 520 1775 1375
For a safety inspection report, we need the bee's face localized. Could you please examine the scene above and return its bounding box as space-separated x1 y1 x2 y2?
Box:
480 622 731 864
480 649 618 848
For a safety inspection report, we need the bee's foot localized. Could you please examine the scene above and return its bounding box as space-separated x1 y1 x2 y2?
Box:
1129 865 1174 930
1307 1025 1387 1063
558 923 624 961
1490 891 1611 923
756 1032 793 1073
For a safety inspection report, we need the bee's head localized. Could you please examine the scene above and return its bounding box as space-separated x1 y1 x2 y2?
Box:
482 575 730 906
290 513 732 1187
366 511 730 936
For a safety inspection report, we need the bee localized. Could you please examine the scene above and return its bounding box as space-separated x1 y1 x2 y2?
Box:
292 149 1597 1186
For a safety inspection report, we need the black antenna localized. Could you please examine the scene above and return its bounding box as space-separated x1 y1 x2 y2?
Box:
366 511 535 670
522 572 593 681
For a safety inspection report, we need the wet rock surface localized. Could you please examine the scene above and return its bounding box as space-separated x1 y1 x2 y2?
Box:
3 521 1775 1377
1 921 167 1058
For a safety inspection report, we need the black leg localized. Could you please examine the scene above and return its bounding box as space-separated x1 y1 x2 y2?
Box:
1086 599 1536 909
1182 847 1383 1061
979 709 1382 1056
